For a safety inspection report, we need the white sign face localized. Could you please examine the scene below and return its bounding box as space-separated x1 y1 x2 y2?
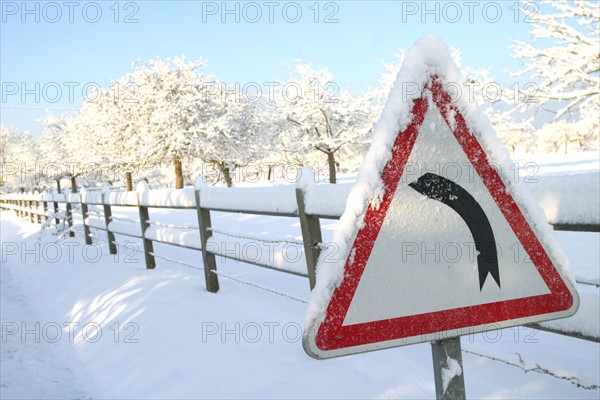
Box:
343 106 551 326
303 39 579 359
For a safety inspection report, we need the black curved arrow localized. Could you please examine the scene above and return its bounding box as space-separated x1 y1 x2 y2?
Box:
409 172 500 290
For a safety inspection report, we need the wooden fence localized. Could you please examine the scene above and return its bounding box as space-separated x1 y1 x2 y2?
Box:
1 186 598 342
0 187 329 291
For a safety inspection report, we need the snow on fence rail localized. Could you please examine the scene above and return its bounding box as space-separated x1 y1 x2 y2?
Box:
533 172 600 231
1 179 599 342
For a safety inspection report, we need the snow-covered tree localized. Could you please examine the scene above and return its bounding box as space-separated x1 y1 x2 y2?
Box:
122 57 216 188
276 61 374 183
30 113 85 192
486 110 534 155
511 0 599 125
537 117 599 153
72 84 147 190
197 86 276 187
0 125 40 192
537 120 576 153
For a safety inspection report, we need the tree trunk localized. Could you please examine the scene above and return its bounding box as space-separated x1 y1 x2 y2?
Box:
125 172 133 191
70 176 77 193
218 162 233 187
174 156 184 189
327 152 337 184
56 179 61 193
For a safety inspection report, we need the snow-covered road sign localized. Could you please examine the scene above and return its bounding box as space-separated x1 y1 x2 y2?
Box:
303 35 579 359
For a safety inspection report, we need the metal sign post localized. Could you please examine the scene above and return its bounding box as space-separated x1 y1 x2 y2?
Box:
431 337 466 400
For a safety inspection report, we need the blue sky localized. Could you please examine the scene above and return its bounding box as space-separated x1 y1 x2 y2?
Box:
1 0 539 134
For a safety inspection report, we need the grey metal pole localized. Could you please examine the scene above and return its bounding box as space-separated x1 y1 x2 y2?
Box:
431 336 466 400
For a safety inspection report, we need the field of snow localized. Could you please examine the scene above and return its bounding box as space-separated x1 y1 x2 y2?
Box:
1 152 599 399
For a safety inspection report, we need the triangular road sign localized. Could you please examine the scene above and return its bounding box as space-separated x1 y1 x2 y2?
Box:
303 35 579 359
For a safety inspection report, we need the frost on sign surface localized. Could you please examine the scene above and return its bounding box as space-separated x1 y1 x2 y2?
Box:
342 105 551 327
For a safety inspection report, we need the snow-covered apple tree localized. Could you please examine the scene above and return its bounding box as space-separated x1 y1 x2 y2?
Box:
1 125 40 192
121 56 217 188
276 61 375 183
199 87 275 187
32 110 96 193
74 83 148 190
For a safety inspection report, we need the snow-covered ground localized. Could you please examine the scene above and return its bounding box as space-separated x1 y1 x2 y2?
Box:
1 152 598 399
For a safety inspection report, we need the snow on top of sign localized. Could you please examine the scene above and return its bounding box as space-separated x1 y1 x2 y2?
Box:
304 33 575 328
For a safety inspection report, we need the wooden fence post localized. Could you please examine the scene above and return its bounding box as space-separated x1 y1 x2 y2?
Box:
53 198 60 226
195 190 219 293
65 199 73 235
35 199 41 223
296 188 323 290
28 199 35 223
137 193 155 269
21 198 26 219
101 193 117 255
66 177 77 237
42 199 49 222
80 194 93 245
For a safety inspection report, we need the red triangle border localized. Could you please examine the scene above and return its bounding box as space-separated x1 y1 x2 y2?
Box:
315 76 575 351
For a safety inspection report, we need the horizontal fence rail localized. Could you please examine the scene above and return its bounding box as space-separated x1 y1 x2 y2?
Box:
1 183 599 343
